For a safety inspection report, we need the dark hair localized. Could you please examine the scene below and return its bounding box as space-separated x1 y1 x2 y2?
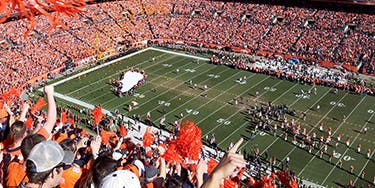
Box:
26 160 52 184
21 134 46 159
79 154 117 188
165 175 183 188
59 138 77 153
26 160 64 185
10 121 26 143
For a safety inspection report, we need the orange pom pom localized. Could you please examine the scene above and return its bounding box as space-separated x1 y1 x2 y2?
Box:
91 105 103 125
143 127 154 148
163 141 183 163
0 0 86 35
175 120 203 161
119 124 128 137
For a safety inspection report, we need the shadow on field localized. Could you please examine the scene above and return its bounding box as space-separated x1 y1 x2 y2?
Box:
333 181 346 187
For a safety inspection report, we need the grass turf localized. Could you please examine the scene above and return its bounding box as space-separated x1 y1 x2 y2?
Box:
52 47 375 187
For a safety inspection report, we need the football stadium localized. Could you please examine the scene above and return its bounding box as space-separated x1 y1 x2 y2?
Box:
0 0 374 188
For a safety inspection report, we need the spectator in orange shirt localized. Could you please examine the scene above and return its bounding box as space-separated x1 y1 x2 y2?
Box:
6 134 46 187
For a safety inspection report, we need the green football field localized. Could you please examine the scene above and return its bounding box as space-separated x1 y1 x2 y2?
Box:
51 47 374 187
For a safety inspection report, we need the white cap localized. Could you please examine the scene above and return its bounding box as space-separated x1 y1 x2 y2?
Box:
99 170 141 188
28 140 74 172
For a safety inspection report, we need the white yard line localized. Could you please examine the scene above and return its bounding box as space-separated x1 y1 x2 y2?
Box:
51 47 151 87
354 145 375 184
198 76 272 137
154 70 251 123
71 53 175 97
148 47 210 61
324 104 374 185
53 92 111 114
202 78 282 137
298 94 365 177
240 86 331 152
218 82 298 146
111 61 214 110
91 56 193 105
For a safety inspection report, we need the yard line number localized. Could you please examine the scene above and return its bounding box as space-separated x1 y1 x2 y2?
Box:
162 64 172 67
185 69 196 73
217 118 231 125
158 100 171 106
185 109 199 115
208 74 221 79
264 87 277 92
330 101 345 107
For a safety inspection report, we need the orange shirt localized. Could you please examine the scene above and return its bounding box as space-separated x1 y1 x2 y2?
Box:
6 161 28 187
60 165 82 188
37 127 50 139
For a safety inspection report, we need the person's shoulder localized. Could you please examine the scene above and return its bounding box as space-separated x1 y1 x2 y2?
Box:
8 161 22 168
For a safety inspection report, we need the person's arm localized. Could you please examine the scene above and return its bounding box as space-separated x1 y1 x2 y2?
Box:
196 159 207 188
90 136 102 159
158 157 166 179
18 102 30 122
201 138 245 188
42 86 57 134
4 103 15 126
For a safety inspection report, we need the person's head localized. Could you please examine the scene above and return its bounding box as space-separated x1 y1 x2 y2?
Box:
21 134 46 159
80 154 118 188
10 121 26 143
59 138 77 153
165 175 183 188
26 140 74 187
99 170 141 188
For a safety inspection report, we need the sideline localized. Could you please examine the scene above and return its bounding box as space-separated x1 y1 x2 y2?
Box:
50 48 151 87
148 47 210 61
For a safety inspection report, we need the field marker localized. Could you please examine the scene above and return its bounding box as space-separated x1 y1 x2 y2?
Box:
53 92 111 114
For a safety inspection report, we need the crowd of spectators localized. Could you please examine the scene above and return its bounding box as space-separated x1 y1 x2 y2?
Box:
0 1 374 187
0 86 304 188
210 53 374 95
0 0 374 94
